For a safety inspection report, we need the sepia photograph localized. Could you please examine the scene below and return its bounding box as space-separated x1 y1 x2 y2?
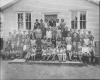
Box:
0 0 100 79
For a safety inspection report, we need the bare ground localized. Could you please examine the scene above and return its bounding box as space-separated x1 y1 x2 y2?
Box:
1 60 100 79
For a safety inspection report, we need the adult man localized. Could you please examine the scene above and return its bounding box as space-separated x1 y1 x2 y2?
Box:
49 17 56 27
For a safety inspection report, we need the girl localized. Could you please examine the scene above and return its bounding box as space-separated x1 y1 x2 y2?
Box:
56 19 60 28
56 28 62 39
31 36 36 47
65 33 72 45
46 46 52 61
46 27 52 39
56 46 62 62
44 19 49 29
88 31 93 45
51 25 57 38
62 27 69 39
42 45 47 61
41 36 47 46
31 46 36 61
35 25 42 39
56 37 61 48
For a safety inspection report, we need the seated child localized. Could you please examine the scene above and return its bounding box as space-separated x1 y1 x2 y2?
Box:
56 37 61 47
31 36 36 47
31 46 36 61
51 44 56 61
51 37 56 48
47 38 52 47
83 36 90 46
56 46 62 62
61 45 66 62
36 38 42 46
36 45 42 61
77 42 82 62
41 36 47 46
82 43 90 65
42 45 47 61
46 46 52 61
65 33 72 45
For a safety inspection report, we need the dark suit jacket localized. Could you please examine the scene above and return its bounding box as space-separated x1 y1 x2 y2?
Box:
49 20 56 27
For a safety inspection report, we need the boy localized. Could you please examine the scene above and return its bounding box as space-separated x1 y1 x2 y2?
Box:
56 37 61 48
88 44 95 65
88 31 93 45
56 28 62 39
41 36 47 46
77 42 82 62
62 27 69 39
36 45 43 61
36 38 42 46
65 33 72 45
31 46 36 61
82 43 90 65
61 46 66 62
31 36 36 47
25 46 31 62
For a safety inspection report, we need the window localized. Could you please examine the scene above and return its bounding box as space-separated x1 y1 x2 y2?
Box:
71 11 87 29
17 12 31 30
80 11 86 29
71 11 78 29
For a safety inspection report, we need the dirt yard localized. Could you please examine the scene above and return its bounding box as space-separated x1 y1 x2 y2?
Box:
1 60 100 79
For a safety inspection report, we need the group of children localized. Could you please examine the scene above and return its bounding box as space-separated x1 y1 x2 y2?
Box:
3 19 96 65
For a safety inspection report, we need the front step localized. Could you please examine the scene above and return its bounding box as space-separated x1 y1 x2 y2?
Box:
9 59 84 66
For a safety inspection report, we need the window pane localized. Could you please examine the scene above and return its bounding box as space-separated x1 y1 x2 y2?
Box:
75 21 77 29
18 22 23 30
83 21 86 29
71 11 78 21
29 13 31 21
18 13 23 22
80 21 82 29
71 21 77 29
71 21 74 29
26 13 28 21
26 22 29 30
29 22 31 30
80 11 86 20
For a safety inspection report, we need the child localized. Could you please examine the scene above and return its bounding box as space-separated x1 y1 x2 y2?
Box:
83 35 90 46
51 37 56 48
31 36 36 47
88 44 95 65
36 38 42 46
66 43 72 61
47 38 52 47
25 46 31 62
51 44 56 61
61 38 66 47
35 25 42 39
42 45 47 61
5 39 12 60
62 27 69 39
46 27 52 39
41 36 47 46
31 46 36 61
82 43 90 65
51 25 57 38
36 45 42 61
56 19 60 28
88 31 94 45
46 46 52 61
56 46 62 62
61 46 66 62
77 42 82 62
65 33 72 45
56 37 61 47
56 28 62 39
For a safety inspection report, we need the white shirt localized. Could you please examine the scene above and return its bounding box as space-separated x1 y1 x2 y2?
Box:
23 45 27 51
84 39 89 45
66 45 72 51
46 30 52 38
82 47 89 53
56 23 60 27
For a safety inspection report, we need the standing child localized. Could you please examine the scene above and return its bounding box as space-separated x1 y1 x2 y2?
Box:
31 46 36 61
56 37 61 48
46 27 52 39
51 44 56 61
61 46 66 62
56 28 62 39
82 43 90 65
51 37 56 48
77 42 82 62
47 38 52 47
46 46 52 61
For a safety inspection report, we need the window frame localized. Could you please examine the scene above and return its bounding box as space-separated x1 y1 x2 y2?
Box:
16 12 32 31
70 10 87 30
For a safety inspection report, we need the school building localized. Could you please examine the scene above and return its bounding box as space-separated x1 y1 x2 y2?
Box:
0 0 100 56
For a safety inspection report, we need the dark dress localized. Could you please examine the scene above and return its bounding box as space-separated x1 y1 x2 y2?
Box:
62 29 69 37
40 23 46 38
49 20 56 27
51 37 56 47
34 22 40 29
